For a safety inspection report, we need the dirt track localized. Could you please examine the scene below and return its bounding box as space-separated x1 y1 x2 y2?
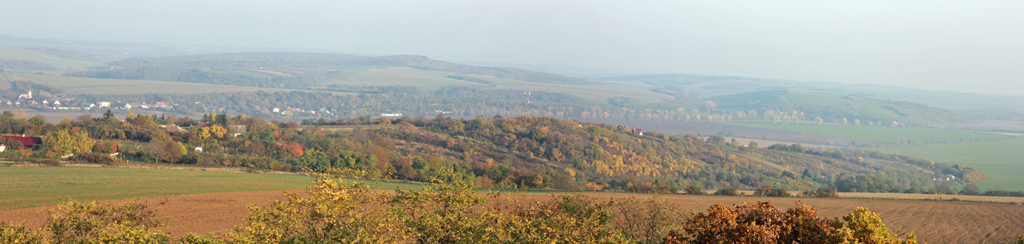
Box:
1 191 1022 243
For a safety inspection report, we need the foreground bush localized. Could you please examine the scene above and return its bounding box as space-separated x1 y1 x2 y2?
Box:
0 201 170 243
2 176 932 243
0 222 43 244
218 175 637 243
666 201 918 244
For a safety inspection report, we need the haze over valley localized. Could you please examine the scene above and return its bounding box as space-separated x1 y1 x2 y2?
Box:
1 1 1024 243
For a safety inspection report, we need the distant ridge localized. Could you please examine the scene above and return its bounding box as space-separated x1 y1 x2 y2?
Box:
107 52 590 85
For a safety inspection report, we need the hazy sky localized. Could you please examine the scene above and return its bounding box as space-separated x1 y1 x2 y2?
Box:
2 0 1023 95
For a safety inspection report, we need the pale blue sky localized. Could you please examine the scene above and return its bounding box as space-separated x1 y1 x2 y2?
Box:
2 0 1022 95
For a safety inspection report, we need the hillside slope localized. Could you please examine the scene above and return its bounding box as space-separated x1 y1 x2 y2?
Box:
67 52 590 86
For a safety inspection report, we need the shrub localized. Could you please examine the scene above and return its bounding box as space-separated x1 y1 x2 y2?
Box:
683 184 705 195
666 202 919 244
960 184 982 195
228 177 410 243
489 194 630 243
802 187 838 198
37 159 61 166
68 152 118 164
46 201 170 243
713 187 738 196
0 222 44 244
754 185 790 197
613 197 689 243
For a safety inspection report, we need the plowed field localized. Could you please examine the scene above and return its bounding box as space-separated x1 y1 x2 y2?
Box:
2 191 1022 243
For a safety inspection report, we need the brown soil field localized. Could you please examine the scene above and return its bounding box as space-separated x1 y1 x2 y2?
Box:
2 191 1022 243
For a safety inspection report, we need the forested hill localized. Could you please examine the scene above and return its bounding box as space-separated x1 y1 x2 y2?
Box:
1 111 982 193
66 52 590 85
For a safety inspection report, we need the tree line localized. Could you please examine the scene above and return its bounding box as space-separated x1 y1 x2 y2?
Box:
0 110 992 195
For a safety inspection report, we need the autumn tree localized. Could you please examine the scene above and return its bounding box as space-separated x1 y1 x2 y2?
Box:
42 129 94 158
46 201 170 243
667 202 918 244
148 139 186 163
225 176 410 243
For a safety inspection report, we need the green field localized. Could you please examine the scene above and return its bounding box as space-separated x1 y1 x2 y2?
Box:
329 68 672 104
0 166 423 210
786 92 904 119
875 139 1024 191
733 122 1007 143
0 47 106 71
14 73 303 95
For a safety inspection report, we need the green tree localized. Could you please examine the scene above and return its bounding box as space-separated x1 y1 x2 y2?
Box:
103 110 115 120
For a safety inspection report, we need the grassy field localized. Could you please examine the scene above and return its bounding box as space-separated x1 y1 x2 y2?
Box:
875 139 1024 191
787 92 905 119
0 166 311 210
0 47 106 71
13 73 299 95
0 166 424 210
328 68 673 104
732 122 1007 144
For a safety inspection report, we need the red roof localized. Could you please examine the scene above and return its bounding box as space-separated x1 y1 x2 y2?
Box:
1 136 42 150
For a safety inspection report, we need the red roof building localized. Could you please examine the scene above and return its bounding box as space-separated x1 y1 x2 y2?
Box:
1 136 43 150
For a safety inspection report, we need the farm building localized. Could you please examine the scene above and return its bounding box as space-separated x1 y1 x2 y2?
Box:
0 136 43 150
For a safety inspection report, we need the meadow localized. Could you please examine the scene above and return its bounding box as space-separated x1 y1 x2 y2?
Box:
785 92 905 119
12 73 299 95
732 122 1007 144
874 139 1024 191
0 166 317 210
327 68 673 104
0 47 106 71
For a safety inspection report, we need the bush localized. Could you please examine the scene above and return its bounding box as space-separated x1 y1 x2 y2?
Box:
754 185 791 197
68 152 118 164
46 201 170 243
960 184 982 195
666 202 919 244
613 197 689 243
713 187 738 196
0 222 44 244
683 184 705 195
37 159 61 166
802 187 838 198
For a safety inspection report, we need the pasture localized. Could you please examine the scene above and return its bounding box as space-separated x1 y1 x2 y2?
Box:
732 122 1007 144
0 166 314 210
12 73 298 95
786 92 905 119
875 139 1024 191
0 47 106 71
327 68 673 104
